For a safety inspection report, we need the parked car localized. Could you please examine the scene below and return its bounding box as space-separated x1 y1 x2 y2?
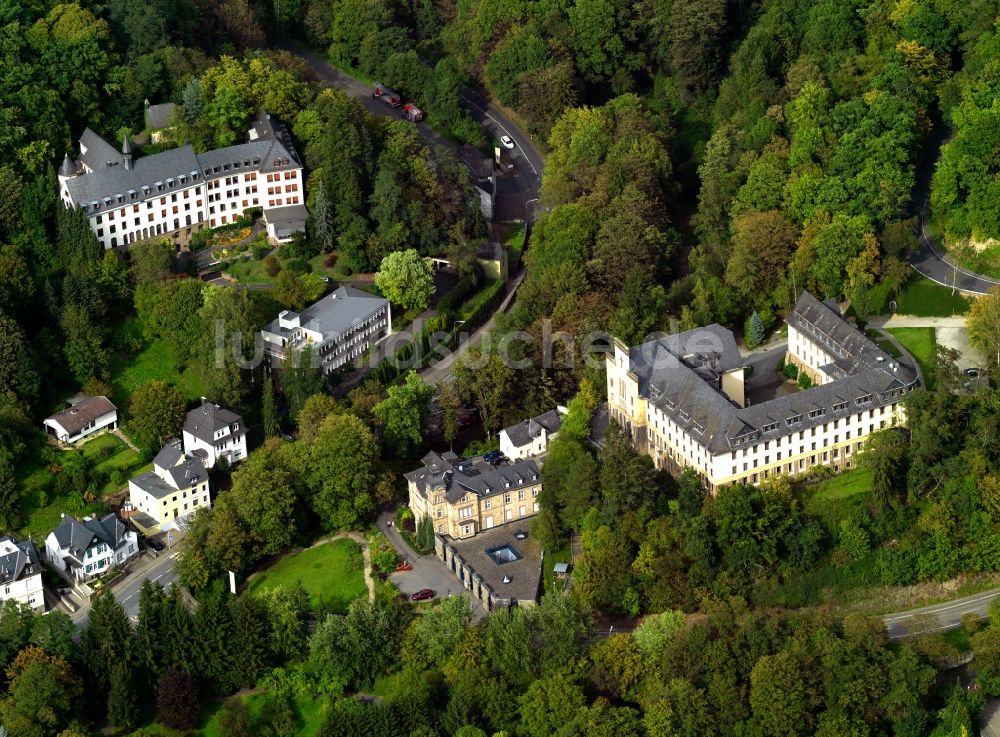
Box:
500 135 515 149
483 450 503 463
410 588 435 601
965 367 983 377
146 538 165 552
394 562 413 572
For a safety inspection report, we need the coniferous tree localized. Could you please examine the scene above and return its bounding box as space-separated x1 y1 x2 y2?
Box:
262 374 280 438
107 656 139 729
747 310 765 348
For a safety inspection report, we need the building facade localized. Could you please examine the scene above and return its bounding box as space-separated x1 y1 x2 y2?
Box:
606 291 920 491
128 442 211 533
182 401 247 468
43 395 118 445
45 514 139 582
0 536 44 611
58 111 304 250
406 451 541 539
499 408 565 460
261 286 392 376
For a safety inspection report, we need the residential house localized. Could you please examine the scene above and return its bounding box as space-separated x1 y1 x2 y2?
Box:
500 408 565 460
182 400 247 468
145 101 176 144
128 441 211 534
0 536 44 611
260 285 391 375
58 110 304 250
457 145 495 221
45 514 139 582
43 395 117 445
606 290 920 491
406 451 541 539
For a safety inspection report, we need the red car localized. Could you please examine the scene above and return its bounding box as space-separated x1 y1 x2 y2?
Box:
394 562 413 572
410 589 435 602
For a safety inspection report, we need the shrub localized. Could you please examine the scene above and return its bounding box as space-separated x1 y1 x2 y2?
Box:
324 252 338 268
264 255 280 277
783 363 799 380
285 258 310 274
797 372 814 389
252 244 269 260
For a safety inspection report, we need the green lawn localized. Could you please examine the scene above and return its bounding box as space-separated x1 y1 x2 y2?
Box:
886 327 937 390
542 545 572 595
247 537 367 612
893 276 972 317
199 691 328 737
504 222 526 261
223 249 356 286
16 466 105 539
810 467 872 501
109 334 207 413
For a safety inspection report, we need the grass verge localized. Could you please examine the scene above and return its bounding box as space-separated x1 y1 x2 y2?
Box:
886 327 936 390
894 275 972 317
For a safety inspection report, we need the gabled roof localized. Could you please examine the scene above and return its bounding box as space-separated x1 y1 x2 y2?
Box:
78 128 123 172
183 402 244 445
477 241 505 261
44 395 117 435
50 514 131 559
145 102 177 130
503 409 563 449
0 536 40 584
132 447 207 500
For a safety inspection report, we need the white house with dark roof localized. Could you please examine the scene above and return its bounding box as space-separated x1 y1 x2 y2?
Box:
182 400 247 468
58 110 304 250
45 514 138 582
500 408 566 460
262 203 308 245
406 451 541 539
607 291 921 491
261 285 391 375
128 440 211 534
0 536 44 611
43 395 117 445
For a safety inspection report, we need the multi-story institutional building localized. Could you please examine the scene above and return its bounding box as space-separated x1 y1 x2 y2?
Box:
128 441 211 534
261 286 392 375
406 451 541 539
57 111 304 250
0 536 44 611
182 401 247 468
606 291 921 491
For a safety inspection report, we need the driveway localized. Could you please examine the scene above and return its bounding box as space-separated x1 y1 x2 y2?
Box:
376 510 486 621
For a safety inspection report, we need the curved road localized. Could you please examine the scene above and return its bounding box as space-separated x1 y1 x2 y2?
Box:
883 587 1000 640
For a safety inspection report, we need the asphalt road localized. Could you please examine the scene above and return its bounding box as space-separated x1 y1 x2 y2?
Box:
882 588 1000 640
71 548 181 630
909 210 1000 294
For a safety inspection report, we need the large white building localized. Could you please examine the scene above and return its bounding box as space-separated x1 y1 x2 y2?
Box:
58 111 305 250
606 291 921 491
0 536 44 611
128 441 211 534
261 285 392 375
182 401 247 468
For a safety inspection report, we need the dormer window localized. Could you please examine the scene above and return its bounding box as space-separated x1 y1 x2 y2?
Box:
155 181 163 191
786 414 801 425
167 178 174 186
141 186 150 195
504 482 510 488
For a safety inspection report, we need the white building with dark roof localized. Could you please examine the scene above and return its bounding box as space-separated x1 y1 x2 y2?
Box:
607 291 921 491
128 441 211 534
261 285 391 375
500 408 566 460
45 514 138 582
182 400 247 468
0 536 44 611
58 110 304 250
43 395 117 445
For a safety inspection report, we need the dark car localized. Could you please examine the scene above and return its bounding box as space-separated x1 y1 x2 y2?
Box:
146 538 165 552
410 589 435 602
483 450 503 462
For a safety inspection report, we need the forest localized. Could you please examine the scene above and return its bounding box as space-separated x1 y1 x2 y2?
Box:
1 0 1000 734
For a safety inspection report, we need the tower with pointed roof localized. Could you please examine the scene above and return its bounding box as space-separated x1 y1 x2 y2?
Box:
122 133 133 171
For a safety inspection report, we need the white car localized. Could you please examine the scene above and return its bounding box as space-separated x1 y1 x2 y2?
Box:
500 135 515 150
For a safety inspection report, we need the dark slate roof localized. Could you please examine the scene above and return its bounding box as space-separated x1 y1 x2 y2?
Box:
405 452 541 504
51 514 131 559
121 133 133 156
627 291 921 456
477 241 505 261
183 402 244 445
444 525 541 603
264 203 308 225
66 144 203 216
145 102 176 130
78 128 123 172
249 110 301 166
45 395 117 435
0 536 40 585
457 145 493 180
133 448 207 500
59 153 76 177
262 286 388 343
504 409 563 449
